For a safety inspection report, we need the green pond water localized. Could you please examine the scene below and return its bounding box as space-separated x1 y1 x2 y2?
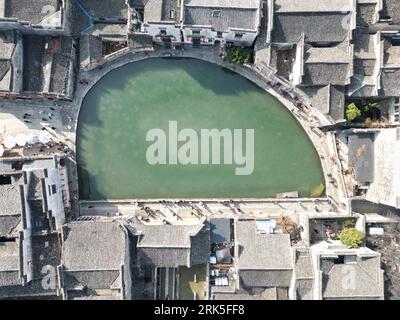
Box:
77 58 324 200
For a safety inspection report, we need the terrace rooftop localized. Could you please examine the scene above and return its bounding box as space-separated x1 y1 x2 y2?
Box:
381 0 400 24
274 0 353 13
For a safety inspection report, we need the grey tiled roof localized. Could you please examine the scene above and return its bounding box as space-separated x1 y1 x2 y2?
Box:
129 0 148 7
186 0 259 9
302 84 346 120
381 0 400 24
357 3 377 27
294 249 314 279
62 222 125 271
0 61 11 83
91 23 128 38
61 222 125 295
354 59 375 77
128 33 154 49
138 247 191 268
0 279 58 299
49 37 75 95
348 133 375 184
184 0 259 31
0 271 21 287
354 31 376 60
303 63 350 86
329 85 346 121
190 223 209 266
235 220 293 271
272 13 350 43
0 215 21 236
0 174 24 217
304 44 351 64
4 0 60 25
239 270 293 288
274 0 353 13
0 241 20 272
347 81 377 98
143 0 163 22
0 31 16 90
214 287 288 300
49 53 71 95
381 69 400 97
295 279 314 300
71 294 119 300
136 224 198 247
79 0 128 19
80 34 103 68
321 255 383 299
0 39 15 60
22 35 45 92
210 218 230 243
135 222 208 268
302 85 331 114
0 241 21 288
22 35 74 96
63 270 121 290
161 0 181 22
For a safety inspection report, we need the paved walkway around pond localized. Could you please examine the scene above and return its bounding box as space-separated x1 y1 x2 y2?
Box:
68 46 348 212
0 45 349 217
79 198 339 226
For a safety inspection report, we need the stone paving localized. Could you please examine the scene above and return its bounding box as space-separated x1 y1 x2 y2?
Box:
0 45 351 219
79 198 338 226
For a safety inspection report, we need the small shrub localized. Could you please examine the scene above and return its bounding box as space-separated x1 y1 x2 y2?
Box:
343 218 356 228
227 47 253 64
339 228 365 248
345 103 361 122
310 183 325 197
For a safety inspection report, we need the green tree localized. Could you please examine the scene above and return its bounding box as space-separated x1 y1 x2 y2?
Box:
339 228 365 248
363 101 379 112
227 47 253 64
345 103 361 122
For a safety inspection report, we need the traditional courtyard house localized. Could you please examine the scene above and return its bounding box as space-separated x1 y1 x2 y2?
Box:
0 157 67 299
59 221 132 300
21 35 76 99
265 0 356 122
345 0 382 99
74 0 130 69
378 31 400 123
312 242 384 300
347 0 400 124
0 171 24 239
0 0 68 34
182 0 261 48
233 219 294 300
336 127 400 210
0 30 22 95
79 34 103 69
130 218 209 300
128 0 182 48
78 0 128 40
300 212 385 300
0 1 76 99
